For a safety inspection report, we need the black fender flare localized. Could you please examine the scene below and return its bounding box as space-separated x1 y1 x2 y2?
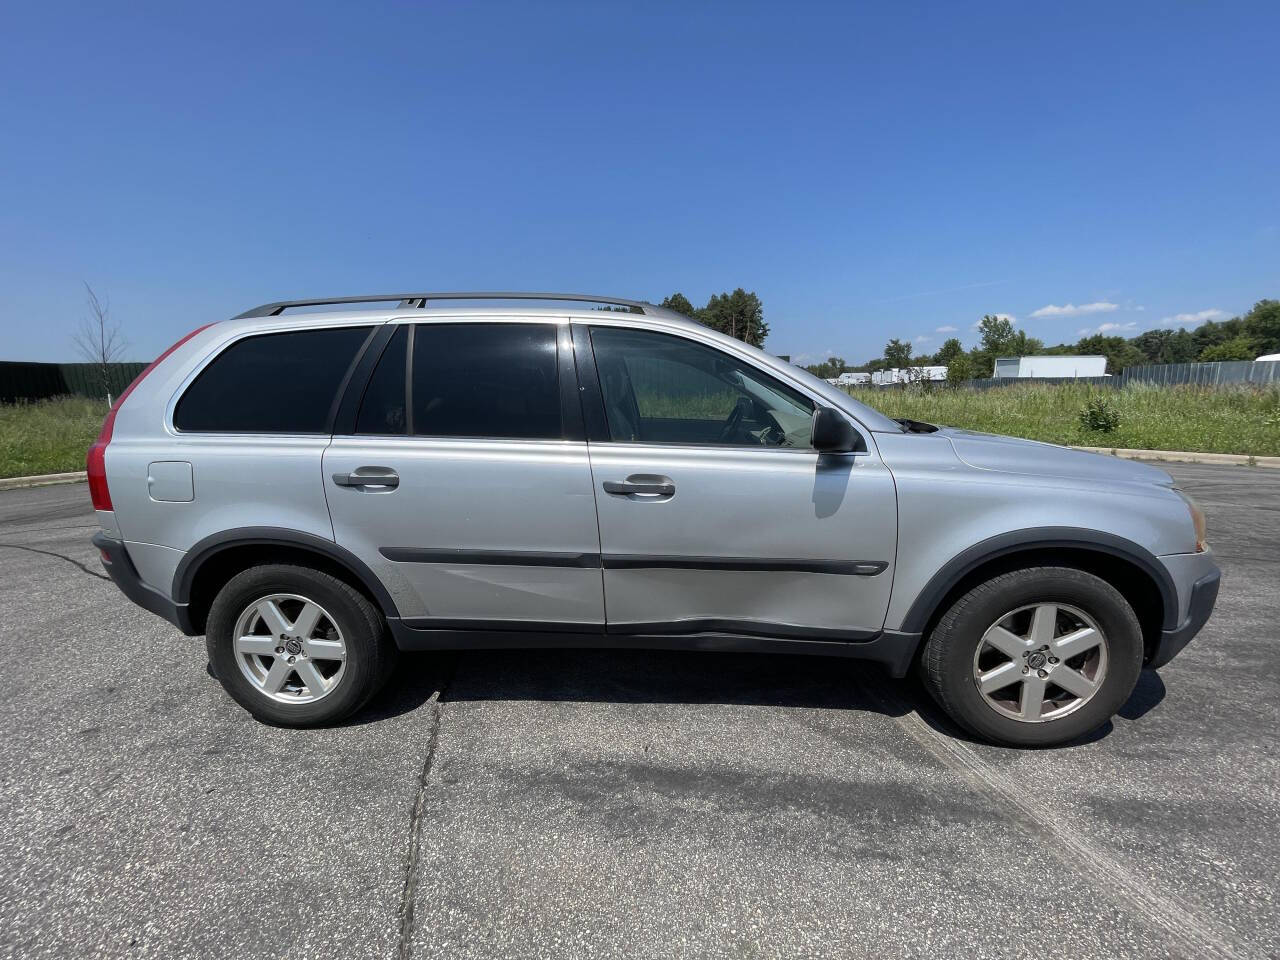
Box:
173 527 401 619
898 526 1178 635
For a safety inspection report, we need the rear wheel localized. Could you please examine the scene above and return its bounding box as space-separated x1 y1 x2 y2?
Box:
920 566 1143 747
206 564 396 726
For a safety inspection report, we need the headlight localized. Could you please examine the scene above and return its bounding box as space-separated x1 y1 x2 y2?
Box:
1175 488 1207 552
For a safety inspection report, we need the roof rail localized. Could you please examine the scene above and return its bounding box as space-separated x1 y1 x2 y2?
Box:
230 292 677 321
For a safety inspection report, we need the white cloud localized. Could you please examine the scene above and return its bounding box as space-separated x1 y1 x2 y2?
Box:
935 325 958 333
1030 301 1119 318
914 335 932 343
1077 321 1137 335
1161 309 1228 326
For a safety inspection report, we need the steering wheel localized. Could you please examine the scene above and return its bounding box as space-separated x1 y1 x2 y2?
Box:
718 396 753 443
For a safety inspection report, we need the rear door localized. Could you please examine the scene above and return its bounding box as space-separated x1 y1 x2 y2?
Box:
578 323 897 640
323 319 604 630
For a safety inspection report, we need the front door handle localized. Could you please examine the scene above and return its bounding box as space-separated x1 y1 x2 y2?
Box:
332 468 399 489
603 475 675 497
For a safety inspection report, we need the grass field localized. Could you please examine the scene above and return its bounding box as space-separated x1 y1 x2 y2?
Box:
0 397 106 479
847 382 1280 456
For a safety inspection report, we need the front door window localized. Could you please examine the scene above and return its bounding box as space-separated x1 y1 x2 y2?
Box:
588 327 815 447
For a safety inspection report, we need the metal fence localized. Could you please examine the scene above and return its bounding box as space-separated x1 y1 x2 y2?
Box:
1122 360 1280 386
0 361 149 404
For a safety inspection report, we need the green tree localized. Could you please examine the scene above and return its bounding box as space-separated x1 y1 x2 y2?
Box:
701 288 770 347
934 337 965 366
1135 328 1198 365
1243 299 1280 355
1132 328 1174 364
1074 334 1146 374
969 314 1041 376
1167 329 1199 363
803 356 849 380
945 352 973 385
976 314 1018 355
883 338 913 368
1191 317 1248 357
660 293 697 319
1198 337 1257 362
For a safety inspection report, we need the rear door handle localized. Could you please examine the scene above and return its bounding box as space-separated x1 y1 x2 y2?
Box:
332 468 399 489
603 475 675 497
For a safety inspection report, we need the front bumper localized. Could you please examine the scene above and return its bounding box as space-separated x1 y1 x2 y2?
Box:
93 532 195 634
1148 566 1221 668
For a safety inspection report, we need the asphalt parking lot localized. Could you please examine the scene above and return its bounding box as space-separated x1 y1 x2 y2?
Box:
0 463 1276 960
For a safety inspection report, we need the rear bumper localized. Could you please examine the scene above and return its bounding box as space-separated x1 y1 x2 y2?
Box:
1148 567 1221 668
93 532 196 634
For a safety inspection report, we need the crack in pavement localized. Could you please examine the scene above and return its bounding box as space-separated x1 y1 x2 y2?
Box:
0 520 98 535
395 660 456 960
0 542 110 581
859 679 1253 960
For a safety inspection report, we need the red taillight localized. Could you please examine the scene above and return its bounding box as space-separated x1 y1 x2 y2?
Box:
85 322 214 513
87 437 112 510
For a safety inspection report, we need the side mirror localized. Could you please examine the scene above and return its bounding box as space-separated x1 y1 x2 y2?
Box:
811 407 864 453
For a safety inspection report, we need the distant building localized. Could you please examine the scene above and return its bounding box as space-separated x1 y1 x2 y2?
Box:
826 371 871 386
1257 353 1280 362
993 355 1107 379
871 366 947 385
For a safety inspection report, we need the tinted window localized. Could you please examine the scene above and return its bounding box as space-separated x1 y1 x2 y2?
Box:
411 323 561 439
174 327 369 433
589 327 814 447
355 326 408 434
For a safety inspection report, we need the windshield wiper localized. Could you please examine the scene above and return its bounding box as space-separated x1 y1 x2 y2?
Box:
894 417 939 434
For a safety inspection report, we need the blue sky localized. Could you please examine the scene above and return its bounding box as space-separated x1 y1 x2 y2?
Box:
1 1 1277 364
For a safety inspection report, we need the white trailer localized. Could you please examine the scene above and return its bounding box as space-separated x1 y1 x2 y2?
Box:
871 366 948 385
828 371 871 386
992 355 1107 378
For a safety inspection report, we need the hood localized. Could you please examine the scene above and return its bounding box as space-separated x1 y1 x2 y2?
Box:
940 427 1174 487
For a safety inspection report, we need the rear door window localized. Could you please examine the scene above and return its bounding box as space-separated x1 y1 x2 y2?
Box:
355 325 408 435
409 323 562 439
174 326 370 433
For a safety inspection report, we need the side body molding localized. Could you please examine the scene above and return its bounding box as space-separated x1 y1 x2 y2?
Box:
898 526 1179 635
172 527 402 619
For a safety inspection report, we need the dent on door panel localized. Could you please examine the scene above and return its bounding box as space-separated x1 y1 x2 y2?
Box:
588 444 898 636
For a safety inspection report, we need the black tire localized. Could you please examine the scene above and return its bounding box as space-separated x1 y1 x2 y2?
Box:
920 566 1143 747
205 564 397 726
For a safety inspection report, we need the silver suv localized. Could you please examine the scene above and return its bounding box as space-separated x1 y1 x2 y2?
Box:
89 292 1219 746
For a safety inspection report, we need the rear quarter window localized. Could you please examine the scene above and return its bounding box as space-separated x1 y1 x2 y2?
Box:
173 326 371 433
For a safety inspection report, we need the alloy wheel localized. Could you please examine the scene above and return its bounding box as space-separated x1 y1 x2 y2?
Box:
971 602 1109 723
232 593 348 704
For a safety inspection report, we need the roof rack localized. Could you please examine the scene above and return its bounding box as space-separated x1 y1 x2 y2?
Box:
230 292 679 321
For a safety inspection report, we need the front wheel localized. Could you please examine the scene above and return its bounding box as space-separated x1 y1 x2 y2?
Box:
920 566 1143 747
205 564 396 726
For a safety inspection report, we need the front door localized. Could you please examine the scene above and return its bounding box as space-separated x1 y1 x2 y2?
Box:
324 320 604 629
579 323 897 640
